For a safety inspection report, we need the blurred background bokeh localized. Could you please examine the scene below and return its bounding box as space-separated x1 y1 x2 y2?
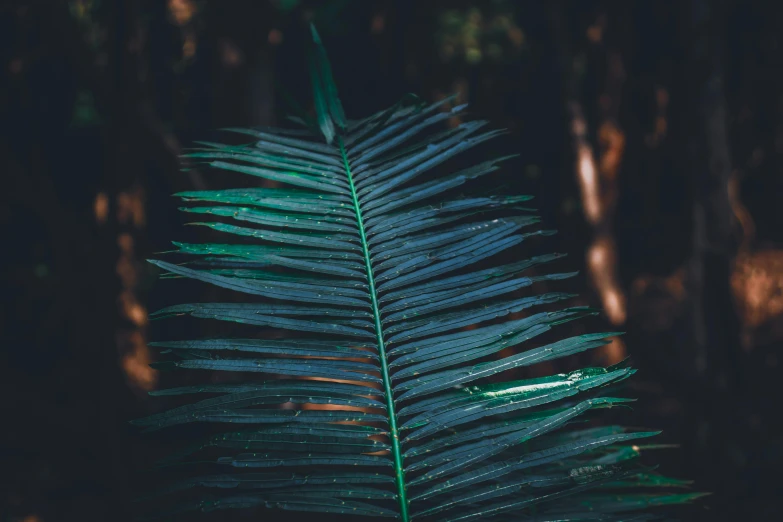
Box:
1 0 781 520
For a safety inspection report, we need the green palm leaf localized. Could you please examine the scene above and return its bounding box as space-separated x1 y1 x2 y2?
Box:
137 25 700 521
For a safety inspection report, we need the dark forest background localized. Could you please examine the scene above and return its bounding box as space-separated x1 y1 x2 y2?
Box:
1 1 782 521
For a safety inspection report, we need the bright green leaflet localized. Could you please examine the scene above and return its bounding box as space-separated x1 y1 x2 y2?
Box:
136 25 702 521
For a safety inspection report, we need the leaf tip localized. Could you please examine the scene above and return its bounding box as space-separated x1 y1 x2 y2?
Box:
310 23 322 44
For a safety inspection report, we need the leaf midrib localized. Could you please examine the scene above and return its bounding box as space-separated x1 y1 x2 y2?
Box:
339 137 410 521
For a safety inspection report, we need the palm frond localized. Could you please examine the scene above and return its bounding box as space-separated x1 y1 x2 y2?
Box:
137 25 700 521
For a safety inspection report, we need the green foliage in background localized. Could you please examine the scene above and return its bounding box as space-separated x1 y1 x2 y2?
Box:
436 1 526 65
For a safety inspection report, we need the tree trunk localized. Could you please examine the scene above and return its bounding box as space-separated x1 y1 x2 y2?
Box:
682 0 741 392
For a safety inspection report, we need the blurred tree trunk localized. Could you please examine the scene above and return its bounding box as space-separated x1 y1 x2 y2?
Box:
548 0 628 367
680 0 742 392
